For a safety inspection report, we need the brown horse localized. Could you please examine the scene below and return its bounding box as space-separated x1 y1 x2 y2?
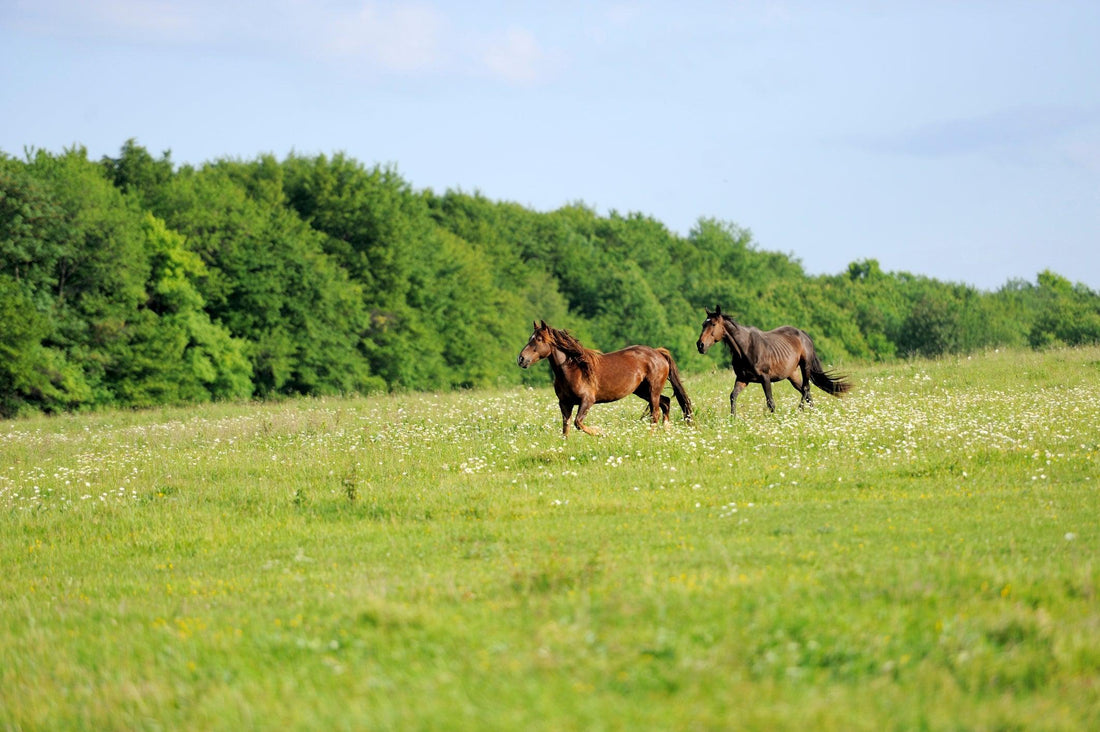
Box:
696 306 851 415
517 321 693 437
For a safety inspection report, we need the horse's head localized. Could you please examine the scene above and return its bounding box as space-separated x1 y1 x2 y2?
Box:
697 306 726 354
517 320 553 368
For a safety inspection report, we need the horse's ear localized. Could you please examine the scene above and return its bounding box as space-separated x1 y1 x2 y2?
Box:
533 320 539 330
540 320 548 329
714 304 722 316
705 306 714 318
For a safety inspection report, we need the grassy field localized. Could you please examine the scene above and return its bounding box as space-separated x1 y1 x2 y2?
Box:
2 347 1099 730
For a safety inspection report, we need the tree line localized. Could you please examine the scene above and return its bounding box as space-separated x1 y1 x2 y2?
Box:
2 141 1099 417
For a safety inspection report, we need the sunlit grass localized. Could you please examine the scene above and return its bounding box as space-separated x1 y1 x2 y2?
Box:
2 347 1099 730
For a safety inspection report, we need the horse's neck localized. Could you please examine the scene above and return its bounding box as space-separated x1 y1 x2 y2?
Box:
547 347 575 379
547 347 569 373
548 345 591 383
724 322 752 357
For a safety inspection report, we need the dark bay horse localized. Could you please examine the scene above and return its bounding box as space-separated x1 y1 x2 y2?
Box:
696 306 851 415
517 321 693 437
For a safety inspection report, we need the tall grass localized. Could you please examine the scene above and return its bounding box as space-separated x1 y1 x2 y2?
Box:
2 347 1098 730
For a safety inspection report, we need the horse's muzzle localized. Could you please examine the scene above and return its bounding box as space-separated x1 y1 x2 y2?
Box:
696 341 707 354
517 354 529 369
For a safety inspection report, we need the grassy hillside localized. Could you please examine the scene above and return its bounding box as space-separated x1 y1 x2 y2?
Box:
2 347 1099 730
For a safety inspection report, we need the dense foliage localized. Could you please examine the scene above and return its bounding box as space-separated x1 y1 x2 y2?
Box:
3 141 1099 416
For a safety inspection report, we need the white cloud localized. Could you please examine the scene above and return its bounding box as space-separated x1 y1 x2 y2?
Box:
604 3 643 28
854 106 1100 167
9 0 558 83
1057 134 1100 173
8 0 204 42
325 3 443 72
97 0 199 37
481 27 546 85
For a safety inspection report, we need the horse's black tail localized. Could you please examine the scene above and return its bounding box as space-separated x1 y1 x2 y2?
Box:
657 348 694 422
807 346 852 397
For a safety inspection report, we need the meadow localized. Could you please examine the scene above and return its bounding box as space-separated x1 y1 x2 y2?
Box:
2 347 1098 731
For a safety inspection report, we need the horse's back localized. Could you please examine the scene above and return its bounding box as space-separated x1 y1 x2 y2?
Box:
768 325 806 341
603 345 669 374
594 345 668 400
746 326 806 374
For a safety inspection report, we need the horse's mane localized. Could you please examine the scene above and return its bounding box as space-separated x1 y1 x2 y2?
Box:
546 326 599 377
719 313 741 329
718 313 745 349
718 313 768 357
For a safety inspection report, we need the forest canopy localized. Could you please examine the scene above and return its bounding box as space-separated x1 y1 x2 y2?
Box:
2 141 1099 417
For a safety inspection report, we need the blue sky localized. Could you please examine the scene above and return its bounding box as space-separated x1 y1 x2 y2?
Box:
3 1 1098 291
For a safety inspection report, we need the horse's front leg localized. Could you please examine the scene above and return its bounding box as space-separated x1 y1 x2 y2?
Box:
574 399 601 436
730 381 747 416
761 377 776 413
559 401 574 438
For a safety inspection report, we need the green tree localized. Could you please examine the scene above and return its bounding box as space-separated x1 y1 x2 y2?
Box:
148 159 382 396
281 153 443 389
415 229 521 388
0 275 88 416
12 147 254 408
20 147 155 404
108 215 252 405
839 259 905 359
1029 271 1100 347
0 158 69 302
100 138 175 207
7 141 1100 416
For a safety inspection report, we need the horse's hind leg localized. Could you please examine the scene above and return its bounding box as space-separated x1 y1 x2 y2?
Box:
797 361 813 409
634 383 668 425
650 374 670 425
791 373 813 410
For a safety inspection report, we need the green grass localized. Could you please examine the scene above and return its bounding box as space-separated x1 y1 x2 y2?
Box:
2 347 1099 730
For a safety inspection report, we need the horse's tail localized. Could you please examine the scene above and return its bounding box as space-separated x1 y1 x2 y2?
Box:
806 340 852 397
657 348 694 422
